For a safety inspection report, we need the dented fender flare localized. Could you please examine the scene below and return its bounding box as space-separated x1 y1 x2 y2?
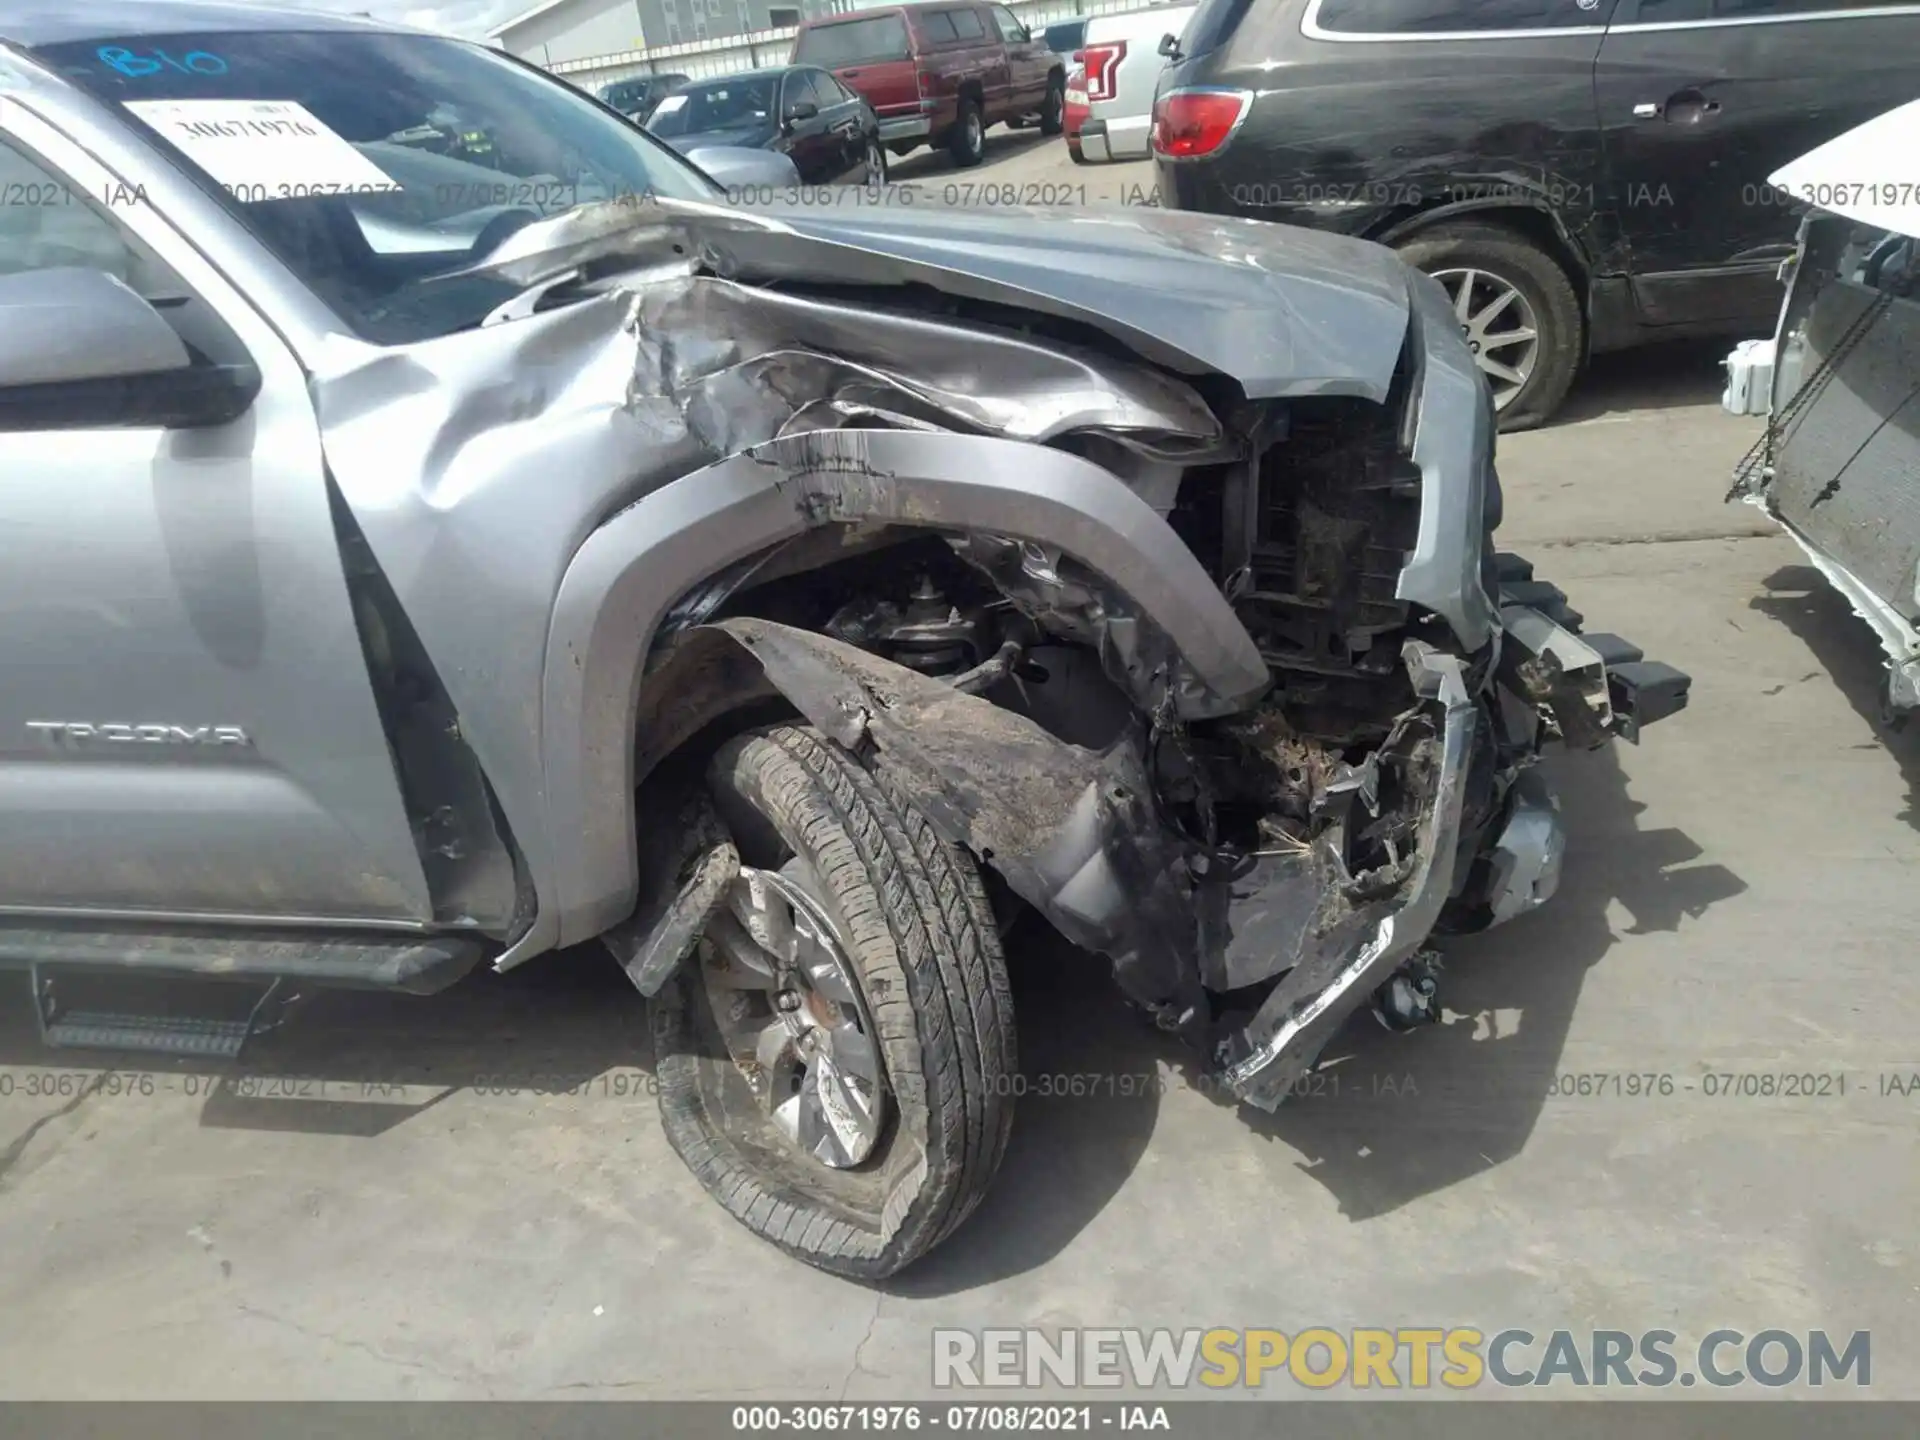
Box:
539 428 1270 948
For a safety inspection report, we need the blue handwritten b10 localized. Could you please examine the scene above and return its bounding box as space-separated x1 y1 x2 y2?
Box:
99 45 229 77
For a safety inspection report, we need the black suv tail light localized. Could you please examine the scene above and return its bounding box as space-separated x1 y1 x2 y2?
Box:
1151 87 1252 160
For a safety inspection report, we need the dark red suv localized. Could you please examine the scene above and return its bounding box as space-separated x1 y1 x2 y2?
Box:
790 2 1063 168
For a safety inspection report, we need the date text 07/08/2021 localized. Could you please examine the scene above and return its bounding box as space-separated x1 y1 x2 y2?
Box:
730 1405 1164 1433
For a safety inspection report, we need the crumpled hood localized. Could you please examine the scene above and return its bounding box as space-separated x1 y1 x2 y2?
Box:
479 194 1419 403
709 199 1417 402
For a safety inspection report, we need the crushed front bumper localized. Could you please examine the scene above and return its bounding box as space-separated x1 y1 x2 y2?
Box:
685 557 1688 1112
1217 641 1479 1107
1216 553 1689 1108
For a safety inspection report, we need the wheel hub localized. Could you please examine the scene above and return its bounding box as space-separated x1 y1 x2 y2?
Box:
699 864 887 1169
1430 266 1540 410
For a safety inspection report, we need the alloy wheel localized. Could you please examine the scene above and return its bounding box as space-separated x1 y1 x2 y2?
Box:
1430 266 1541 410
698 862 887 1169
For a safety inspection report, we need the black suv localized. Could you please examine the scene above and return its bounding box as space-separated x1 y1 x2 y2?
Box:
1153 0 1920 428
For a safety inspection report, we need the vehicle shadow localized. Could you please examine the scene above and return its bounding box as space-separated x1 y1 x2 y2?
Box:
1749 562 1920 833
0 914 1158 1287
1205 741 1746 1220
0 743 1734 1285
889 125 1060 185
0 949 653 1142
1551 338 1730 425
879 923 1160 1297
888 739 1745 1291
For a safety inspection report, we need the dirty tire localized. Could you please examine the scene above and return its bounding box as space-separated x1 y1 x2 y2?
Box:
1039 75 1065 136
949 97 986 167
652 725 1017 1280
1394 220 1583 433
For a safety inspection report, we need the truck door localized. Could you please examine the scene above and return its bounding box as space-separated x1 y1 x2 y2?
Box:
945 7 1012 117
0 104 431 925
990 3 1053 113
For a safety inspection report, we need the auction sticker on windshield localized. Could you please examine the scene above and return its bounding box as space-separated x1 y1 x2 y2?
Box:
123 99 400 199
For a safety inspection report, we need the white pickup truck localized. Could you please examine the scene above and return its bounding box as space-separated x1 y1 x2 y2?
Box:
1064 2 1195 165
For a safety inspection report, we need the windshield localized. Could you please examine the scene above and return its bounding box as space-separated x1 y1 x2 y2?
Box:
792 15 911 66
645 77 778 138
599 78 659 109
37 30 718 344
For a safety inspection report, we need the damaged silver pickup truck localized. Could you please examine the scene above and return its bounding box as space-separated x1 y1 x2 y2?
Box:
0 2 1688 1277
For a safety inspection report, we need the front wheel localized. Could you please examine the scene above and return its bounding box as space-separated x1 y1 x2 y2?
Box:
1395 221 1584 432
652 725 1016 1279
1039 76 1064 136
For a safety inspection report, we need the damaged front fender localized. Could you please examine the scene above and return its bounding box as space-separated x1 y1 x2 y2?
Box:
541 427 1271 946
686 619 1484 1103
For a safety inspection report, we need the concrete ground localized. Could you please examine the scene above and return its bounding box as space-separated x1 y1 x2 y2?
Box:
3 131 1917 1402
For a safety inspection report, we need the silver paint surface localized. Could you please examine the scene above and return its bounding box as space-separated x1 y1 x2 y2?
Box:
0 89 430 924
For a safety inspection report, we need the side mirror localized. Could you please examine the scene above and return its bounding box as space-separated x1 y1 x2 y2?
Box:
1157 32 1181 58
783 99 820 126
0 267 258 431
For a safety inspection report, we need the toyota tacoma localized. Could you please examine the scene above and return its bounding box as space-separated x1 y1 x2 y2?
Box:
0 0 1687 1278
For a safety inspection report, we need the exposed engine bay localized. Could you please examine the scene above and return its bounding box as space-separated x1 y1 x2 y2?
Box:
316 193 1694 1109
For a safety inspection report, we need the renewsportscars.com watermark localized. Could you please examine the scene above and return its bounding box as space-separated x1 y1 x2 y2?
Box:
933 1328 1871 1391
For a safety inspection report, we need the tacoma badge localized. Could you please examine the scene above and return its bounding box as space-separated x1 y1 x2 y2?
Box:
25 721 253 747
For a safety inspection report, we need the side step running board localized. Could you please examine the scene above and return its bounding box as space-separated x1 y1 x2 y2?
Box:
30 968 293 1061
4 927 488 1062
0 926 484 995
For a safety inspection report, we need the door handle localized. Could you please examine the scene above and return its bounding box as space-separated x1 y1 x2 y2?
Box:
1641 87 1721 124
